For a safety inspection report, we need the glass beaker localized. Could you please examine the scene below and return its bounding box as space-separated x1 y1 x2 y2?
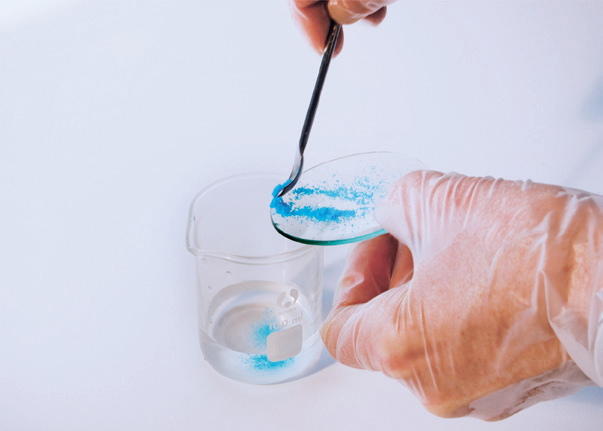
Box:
186 173 324 384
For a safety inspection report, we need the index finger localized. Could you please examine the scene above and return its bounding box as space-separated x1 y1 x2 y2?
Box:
332 233 400 308
320 233 413 370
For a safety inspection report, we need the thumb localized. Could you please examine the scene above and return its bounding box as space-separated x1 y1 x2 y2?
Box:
328 0 393 25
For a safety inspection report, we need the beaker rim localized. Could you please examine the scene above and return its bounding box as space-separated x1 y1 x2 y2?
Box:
186 172 319 262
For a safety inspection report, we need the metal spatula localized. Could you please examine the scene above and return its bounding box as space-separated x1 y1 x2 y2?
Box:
276 20 341 198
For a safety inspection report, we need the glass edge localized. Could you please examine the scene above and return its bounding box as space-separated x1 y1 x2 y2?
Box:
272 222 388 246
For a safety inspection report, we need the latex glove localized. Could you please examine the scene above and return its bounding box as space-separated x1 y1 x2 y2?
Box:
290 0 396 55
322 171 603 420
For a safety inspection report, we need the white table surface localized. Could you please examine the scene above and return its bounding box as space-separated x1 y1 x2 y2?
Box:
2 1 603 430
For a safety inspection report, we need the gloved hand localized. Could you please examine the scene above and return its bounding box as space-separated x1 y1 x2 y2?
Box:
321 170 603 420
290 0 396 55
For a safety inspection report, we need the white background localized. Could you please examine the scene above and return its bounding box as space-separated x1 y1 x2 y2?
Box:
2 1 603 430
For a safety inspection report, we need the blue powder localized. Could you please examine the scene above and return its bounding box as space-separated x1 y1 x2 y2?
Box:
272 180 292 198
271 195 356 223
249 308 276 352
244 308 294 371
293 186 369 204
270 181 381 223
249 321 273 351
245 354 294 370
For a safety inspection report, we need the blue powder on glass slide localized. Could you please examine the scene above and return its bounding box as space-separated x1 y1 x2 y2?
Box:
270 153 424 243
243 307 293 371
270 174 381 223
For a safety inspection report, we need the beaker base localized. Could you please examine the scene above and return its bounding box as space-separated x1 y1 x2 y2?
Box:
200 331 323 384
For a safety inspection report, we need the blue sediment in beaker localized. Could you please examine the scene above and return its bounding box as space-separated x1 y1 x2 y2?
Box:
245 354 294 371
244 308 294 371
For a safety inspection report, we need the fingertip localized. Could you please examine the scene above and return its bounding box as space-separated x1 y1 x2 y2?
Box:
327 1 361 25
363 7 388 26
321 281 410 372
321 303 373 370
328 1 389 25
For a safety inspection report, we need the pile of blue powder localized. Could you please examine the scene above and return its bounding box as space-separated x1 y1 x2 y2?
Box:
270 177 380 224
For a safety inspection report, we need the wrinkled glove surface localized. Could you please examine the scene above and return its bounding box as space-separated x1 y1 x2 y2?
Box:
322 171 603 420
